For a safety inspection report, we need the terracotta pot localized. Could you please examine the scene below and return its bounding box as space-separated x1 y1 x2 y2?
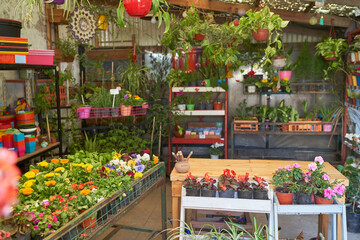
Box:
80 210 97 229
213 102 223 110
314 195 334 205
51 137 57 144
174 161 190 173
324 51 336 61
276 188 294 205
252 29 269 41
121 105 132 116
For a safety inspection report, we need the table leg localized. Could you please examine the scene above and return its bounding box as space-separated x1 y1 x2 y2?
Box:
332 214 337 240
318 214 329 239
161 173 167 240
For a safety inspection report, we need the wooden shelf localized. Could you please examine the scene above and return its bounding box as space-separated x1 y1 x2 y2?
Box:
233 130 341 135
17 142 60 163
172 138 224 144
172 110 225 116
172 87 225 92
344 141 360 155
0 64 56 70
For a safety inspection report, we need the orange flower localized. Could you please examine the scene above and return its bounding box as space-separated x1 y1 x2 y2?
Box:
45 180 56 186
71 184 78 190
80 189 91 195
20 188 34 195
78 183 84 190
60 159 69 164
16 176 21 181
153 156 159 164
31 169 39 174
51 159 59 164
85 181 94 185
50 196 57 201
90 185 98 190
220 185 227 191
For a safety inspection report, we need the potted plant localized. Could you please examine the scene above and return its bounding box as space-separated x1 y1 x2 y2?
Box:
337 158 360 233
213 101 223 110
233 100 258 131
0 209 32 240
320 105 334 132
294 170 315 205
268 107 279 131
252 176 268 199
243 70 261 93
255 78 270 92
167 69 186 87
200 173 217 197
257 105 270 131
237 172 253 199
185 94 197 110
196 94 206 110
218 169 239 198
280 78 291 93
120 57 150 96
173 90 186 111
203 91 214 110
315 37 347 61
89 87 112 118
54 36 79 62
271 163 302 205
207 142 224 159
183 172 201 196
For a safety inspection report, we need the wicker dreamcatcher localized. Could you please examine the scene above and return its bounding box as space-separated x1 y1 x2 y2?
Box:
69 7 97 42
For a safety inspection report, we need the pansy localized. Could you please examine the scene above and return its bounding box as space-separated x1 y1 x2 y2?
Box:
134 164 145 173
134 172 143 179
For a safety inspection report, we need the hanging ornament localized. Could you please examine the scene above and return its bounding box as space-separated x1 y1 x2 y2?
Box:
319 15 324 25
238 9 246 16
123 0 152 17
182 11 188 18
315 0 325 8
151 17 157 24
69 7 97 42
309 16 317 25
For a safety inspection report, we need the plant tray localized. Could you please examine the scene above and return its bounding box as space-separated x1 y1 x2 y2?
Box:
233 118 258 132
288 119 322 132
184 134 221 139
76 105 148 119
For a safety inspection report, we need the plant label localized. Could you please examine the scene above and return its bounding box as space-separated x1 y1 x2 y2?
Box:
199 134 205 139
110 89 119 95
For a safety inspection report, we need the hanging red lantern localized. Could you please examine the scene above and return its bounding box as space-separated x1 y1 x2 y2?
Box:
123 0 152 17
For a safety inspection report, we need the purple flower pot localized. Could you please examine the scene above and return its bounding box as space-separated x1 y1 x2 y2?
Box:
44 0 65 4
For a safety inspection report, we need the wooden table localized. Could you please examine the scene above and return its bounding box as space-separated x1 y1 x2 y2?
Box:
170 158 349 239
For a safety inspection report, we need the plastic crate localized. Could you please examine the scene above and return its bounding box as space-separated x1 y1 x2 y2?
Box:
288 119 322 132
45 86 67 106
233 118 258 132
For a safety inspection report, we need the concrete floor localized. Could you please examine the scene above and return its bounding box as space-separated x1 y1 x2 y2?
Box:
99 179 360 240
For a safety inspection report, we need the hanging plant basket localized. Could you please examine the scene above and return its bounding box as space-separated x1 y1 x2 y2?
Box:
44 0 65 4
252 29 269 41
123 0 152 17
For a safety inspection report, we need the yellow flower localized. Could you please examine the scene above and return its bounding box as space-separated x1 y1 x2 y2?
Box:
134 95 141 100
51 159 59 164
128 160 136 167
54 167 65 172
60 159 69 164
24 171 36 179
73 163 84 167
23 180 36 188
128 94 132 98
65 178 70 183
80 189 91 195
20 188 34 195
105 167 111 173
44 173 55 178
30 169 39 174
261 79 268 83
45 180 56 186
37 161 49 168
282 78 289 81
118 182 122 187
153 156 159 164
122 193 127 197
134 172 143 179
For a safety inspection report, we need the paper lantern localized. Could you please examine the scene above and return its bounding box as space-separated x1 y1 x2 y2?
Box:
123 0 152 17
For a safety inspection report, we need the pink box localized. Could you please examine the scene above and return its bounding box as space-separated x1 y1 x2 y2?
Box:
27 50 54 65
3 142 13 148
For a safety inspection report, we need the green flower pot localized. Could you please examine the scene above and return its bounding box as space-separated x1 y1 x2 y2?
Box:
186 104 195 110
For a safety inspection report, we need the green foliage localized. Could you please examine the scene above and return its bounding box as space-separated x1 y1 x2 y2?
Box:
270 165 303 193
234 100 256 120
83 132 98 153
146 54 171 100
167 69 187 87
55 35 79 58
89 87 112 108
257 105 270 123
202 91 214 104
185 94 197 105
119 61 150 96
320 105 335 122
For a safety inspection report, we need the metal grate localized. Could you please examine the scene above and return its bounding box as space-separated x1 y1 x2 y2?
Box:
76 105 149 119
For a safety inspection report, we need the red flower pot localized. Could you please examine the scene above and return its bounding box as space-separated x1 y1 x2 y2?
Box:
213 102 223 110
315 195 334 205
79 210 97 229
252 29 269 41
193 34 205 41
276 188 294 205
123 0 152 17
324 51 336 61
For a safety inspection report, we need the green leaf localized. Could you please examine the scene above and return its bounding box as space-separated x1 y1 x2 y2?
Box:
117 2 126 27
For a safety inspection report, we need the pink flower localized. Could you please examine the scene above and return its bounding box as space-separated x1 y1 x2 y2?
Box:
47 224 52 228
33 226 38 230
314 156 324 165
322 174 330 181
195 62 201 68
308 162 317 171
324 187 336 200
285 165 291 171
304 177 310 183
5 232 10 238
305 171 311 176
41 200 49 206
334 185 345 196
53 215 57 223
293 163 301 168
38 212 44 217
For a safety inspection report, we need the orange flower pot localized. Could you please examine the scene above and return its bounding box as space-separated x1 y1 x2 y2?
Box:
213 102 223 110
121 105 132 116
315 195 333 205
276 190 294 205
80 210 97 229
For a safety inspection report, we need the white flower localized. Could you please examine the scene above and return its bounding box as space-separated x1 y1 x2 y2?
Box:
96 197 104 203
214 142 224 148
110 159 120 166
138 153 150 161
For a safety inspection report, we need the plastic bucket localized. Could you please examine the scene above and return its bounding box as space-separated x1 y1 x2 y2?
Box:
0 114 15 130
323 124 332 132
16 111 35 125
279 71 292 80
77 106 91 119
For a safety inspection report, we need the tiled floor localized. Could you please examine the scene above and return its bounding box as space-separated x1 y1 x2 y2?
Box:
98 179 360 240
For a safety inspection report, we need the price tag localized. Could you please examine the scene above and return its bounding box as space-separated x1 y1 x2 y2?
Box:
199 134 205 139
110 89 119 95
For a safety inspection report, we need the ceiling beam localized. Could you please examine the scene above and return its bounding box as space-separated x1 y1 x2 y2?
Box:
167 0 352 28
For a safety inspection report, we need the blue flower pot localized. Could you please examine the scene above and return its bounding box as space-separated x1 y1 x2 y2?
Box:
357 76 360 86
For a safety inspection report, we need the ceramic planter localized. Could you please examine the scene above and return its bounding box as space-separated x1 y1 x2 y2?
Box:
238 189 253 199
205 103 213 110
123 0 152 17
273 57 287 68
186 188 201 196
253 190 268 199
174 161 190 173
279 71 292 80
314 195 333 205
198 103 206 110
121 105 132 116
276 187 294 205
186 104 195 110
295 192 312 204
347 207 360 233
219 189 235 198
201 188 216 197
213 102 223 110
177 104 186 111
252 28 269 41
247 85 256 93
210 154 219 159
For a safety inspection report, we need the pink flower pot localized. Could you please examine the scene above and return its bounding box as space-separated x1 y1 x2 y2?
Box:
279 71 292 80
323 124 333 132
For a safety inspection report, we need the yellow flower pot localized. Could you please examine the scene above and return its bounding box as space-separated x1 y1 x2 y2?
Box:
97 15 108 30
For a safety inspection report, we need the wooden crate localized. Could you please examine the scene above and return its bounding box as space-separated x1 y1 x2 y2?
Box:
233 117 258 132
288 119 322 132
184 135 199 139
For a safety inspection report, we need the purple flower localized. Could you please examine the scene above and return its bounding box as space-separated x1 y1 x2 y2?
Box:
134 164 145 173
135 159 141 164
35 219 40 224
47 224 52 228
41 200 49 206
33 226 38 230
105 163 116 170
131 153 137 158
308 162 317 171
285 165 291 171
124 94 129 99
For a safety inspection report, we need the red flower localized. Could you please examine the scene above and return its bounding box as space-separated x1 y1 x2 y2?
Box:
71 184 77 190
186 172 194 179
204 173 209 182
231 170 236 178
220 185 227 191
195 88 199 92
90 185 98 190
247 70 255 78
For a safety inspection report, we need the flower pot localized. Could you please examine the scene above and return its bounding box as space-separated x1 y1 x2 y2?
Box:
97 15 108 30
259 123 267 131
280 125 288 132
347 207 360 233
351 52 356 63
247 85 256 93
121 105 132 116
190 81 197 86
279 71 292 80
198 103 206 110
177 104 186 111
270 124 278 131
217 79 226 86
51 137 57 144
296 192 312 204
0 19 22 38
111 108 120 117
357 76 360 86
80 210 97 229
210 154 219 159
261 87 269 93
173 130 185 138
252 28 269 41
186 188 200 196
323 124 332 132
174 161 190 173
203 79 212 87
273 57 287 68
193 33 205 41
253 190 268 199
123 0 152 17
205 103 213 110
201 189 216 197
276 188 294 205
314 195 333 205
213 102 222 110
238 189 253 199
77 106 91 119
44 0 65 4
325 55 336 61
186 104 195 110
219 189 235 198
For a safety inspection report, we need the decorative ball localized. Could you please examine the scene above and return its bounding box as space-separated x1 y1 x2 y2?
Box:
151 17 157 24
309 16 317 25
41 142 49 148
238 9 246 16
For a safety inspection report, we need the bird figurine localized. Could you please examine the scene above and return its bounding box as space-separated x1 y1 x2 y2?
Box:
14 98 28 113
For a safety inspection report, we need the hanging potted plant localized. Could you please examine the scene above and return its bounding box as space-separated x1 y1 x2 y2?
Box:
252 176 269 199
183 172 201 196
315 37 347 61
271 163 302 205
218 169 239 198
200 173 217 197
207 142 224 159
237 172 253 199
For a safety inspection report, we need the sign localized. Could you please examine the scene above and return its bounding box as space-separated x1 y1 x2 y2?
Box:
110 89 119 95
